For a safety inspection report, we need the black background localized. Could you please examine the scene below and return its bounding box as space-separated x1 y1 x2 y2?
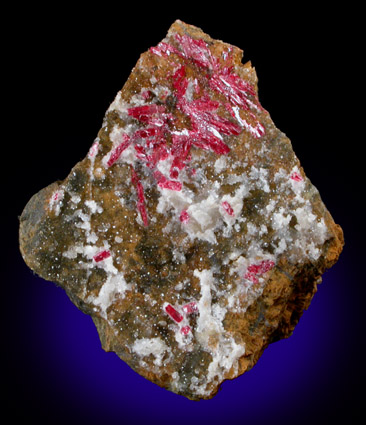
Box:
3 4 363 424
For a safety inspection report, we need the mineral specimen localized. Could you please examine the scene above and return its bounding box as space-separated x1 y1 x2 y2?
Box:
19 20 343 400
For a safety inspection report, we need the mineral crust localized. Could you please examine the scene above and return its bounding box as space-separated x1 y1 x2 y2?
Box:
19 20 344 400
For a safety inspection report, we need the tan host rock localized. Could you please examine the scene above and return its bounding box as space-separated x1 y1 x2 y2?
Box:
19 20 343 400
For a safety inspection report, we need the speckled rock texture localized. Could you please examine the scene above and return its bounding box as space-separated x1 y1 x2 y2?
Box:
19 20 343 400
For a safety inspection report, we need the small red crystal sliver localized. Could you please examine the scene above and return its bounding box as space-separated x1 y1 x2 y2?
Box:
182 301 198 315
154 171 182 191
244 260 275 283
175 33 214 69
179 209 190 223
106 134 131 167
222 201 234 216
141 90 152 100
260 260 275 273
245 273 259 284
51 191 60 202
180 325 191 335
93 250 111 262
127 104 167 122
165 304 183 323
150 41 180 57
290 171 303 182
88 141 99 158
130 166 149 226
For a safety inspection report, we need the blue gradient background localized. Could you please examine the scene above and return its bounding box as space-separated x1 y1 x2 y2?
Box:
9 253 358 424
6 6 363 425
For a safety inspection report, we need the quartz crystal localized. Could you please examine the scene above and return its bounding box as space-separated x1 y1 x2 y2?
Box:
19 20 344 400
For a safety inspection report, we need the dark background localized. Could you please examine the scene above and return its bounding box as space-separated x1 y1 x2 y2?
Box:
4 4 363 424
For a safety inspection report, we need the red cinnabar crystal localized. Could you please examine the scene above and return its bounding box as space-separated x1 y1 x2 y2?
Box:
107 134 131 167
182 301 198 314
171 65 240 156
88 141 99 158
290 171 303 182
179 209 190 223
154 171 182 191
180 325 191 335
93 250 111 262
150 32 265 141
244 260 275 283
130 166 149 226
51 192 59 202
165 304 184 323
222 201 234 216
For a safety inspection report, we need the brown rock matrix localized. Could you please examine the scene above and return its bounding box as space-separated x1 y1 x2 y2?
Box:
19 20 343 400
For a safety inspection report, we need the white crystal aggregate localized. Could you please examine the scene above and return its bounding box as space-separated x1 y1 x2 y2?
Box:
48 188 64 216
92 273 130 317
188 269 245 396
61 184 131 318
131 337 171 367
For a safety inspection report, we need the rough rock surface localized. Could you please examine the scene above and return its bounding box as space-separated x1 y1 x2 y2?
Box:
19 20 343 400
